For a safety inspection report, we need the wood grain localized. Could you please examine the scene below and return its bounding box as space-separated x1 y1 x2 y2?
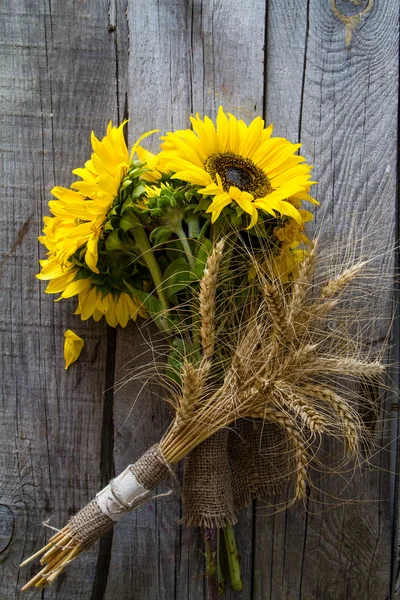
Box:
0 0 398 598
254 1 398 599
0 0 125 597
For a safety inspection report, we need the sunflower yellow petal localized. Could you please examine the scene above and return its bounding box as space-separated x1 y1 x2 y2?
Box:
216 106 229 153
199 182 222 196
115 294 130 327
105 304 118 327
170 167 211 186
37 260 73 280
126 293 140 320
51 186 84 203
227 112 240 154
79 286 98 320
206 193 232 223
276 200 302 223
44 269 77 293
92 309 104 321
64 329 84 369
60 278 91 299
130 129 159 161
239 116 264 158
85 229 101 273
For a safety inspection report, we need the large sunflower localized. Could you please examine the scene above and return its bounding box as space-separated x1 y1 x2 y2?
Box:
37 122 156 327
160 106 317 228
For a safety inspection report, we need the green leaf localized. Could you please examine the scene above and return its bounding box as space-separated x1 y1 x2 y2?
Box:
89 273 106 286
73 268 92 281
119 211 142 232
121 196 145 216
194 196 212 213
127 165 147 179
99 284 113 298
165 239 184 262
105 229 129 252
121 178 134 190
162 257 191 302
104 229 137 251
165 337 187 385
123 280 178 333
149 225 173 246
123 282 164 315
191 238 212 279
130 183 146 199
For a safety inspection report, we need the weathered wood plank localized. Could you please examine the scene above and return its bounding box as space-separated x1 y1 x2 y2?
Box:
254 1 398 599
105 0 267 598
0 1 124 597
104 1 193 597
1 0 398 598
181 2 266 598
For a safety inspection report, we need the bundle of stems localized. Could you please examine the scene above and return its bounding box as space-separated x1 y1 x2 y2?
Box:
21 237 385 591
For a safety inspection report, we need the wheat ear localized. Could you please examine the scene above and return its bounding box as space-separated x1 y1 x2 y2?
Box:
178 359 201 421
263 282 286 336
310 262 367 319
300 384 360 454
279 392 326 434
306 358 384 379
289 241 317 319
251 406 309 499
200 239 225 358
320 262 367 299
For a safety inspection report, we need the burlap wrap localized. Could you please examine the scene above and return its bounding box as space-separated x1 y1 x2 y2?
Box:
69 500 114 549
68 446 169 549
132 444 170 490
69 431 289 544
183 419 289 528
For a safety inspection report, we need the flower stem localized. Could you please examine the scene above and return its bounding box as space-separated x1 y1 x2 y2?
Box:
223 523 242 591
204 528 219 600
187 213 200 239
131 224 169 313
197 219 211 246
174 225 195 268
216 528 225 595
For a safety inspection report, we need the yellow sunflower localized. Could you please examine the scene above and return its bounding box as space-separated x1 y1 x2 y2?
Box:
37 121 154 327
160 106 318 228
274 208 313 247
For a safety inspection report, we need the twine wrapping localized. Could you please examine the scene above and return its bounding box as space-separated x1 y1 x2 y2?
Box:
68 445 171 549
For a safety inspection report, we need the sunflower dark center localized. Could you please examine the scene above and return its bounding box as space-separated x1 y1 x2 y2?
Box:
205 151 272 197
226 166 252 189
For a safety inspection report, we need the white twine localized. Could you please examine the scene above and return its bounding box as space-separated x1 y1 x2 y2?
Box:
42 517 61 534
96 466 172 522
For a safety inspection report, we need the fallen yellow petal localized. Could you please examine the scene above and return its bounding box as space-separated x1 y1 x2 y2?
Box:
64 330 84 369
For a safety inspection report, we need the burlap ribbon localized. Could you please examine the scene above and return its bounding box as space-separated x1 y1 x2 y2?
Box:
183 420 290 528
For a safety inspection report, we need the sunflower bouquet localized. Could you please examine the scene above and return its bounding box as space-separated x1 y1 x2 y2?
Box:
21 108 385 595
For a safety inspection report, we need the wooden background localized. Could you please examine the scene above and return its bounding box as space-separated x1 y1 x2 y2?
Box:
1 0 399 598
